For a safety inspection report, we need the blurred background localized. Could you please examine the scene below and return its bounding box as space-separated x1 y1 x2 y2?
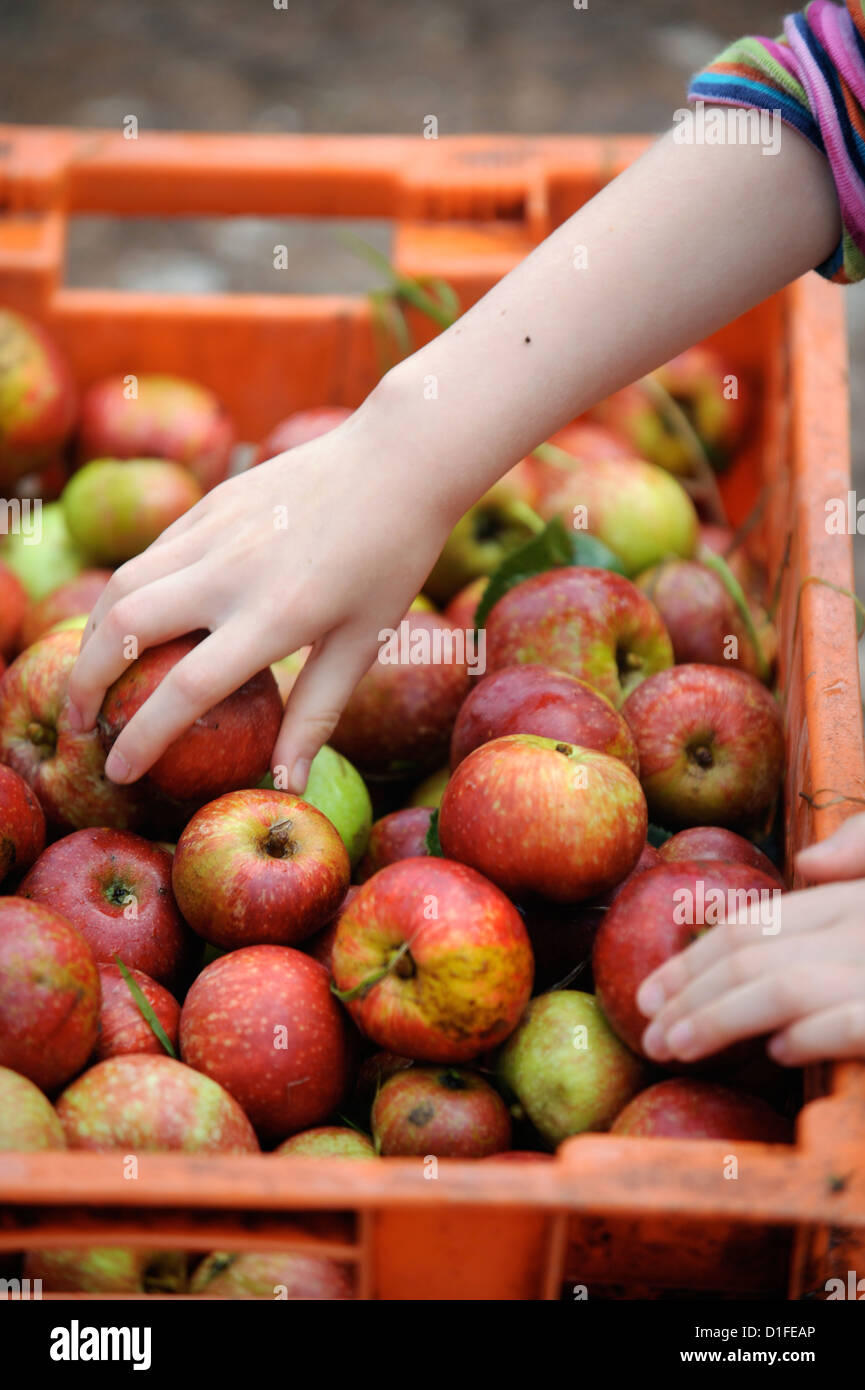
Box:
2 0 864 597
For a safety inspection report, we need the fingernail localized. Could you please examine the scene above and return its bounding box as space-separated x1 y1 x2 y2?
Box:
642 1021 673 1061
666 1019 697 1057
291 758 310 793
105 749 131 784
768 1034 789 1063
63 698 83 732
637 979 665 1016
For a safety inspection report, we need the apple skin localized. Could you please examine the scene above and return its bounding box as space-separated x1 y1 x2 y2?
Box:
442 577 487 630
331 611 470 779
62 457 202 565
520 421 638 510
496 991 646 1148
635 559 774 680
622 665 784 830
0 628 146 832
1 501 89 602
77 373 234 493
332 857 534 1064
274 1126 377 1158
610 1078 792 1142
0 560 27 655
698 524 765 601
439 734 647 903
98 632 283 803
25 1247 187 1295
172 789 350 949
179 945 355 1143
355 807 433 883
0 763 46 885
409 766 450 808
371 1067 512 1157
299 744 372 869
94 963 181 1062
450 664 639 773
20 827 196 988
0 1066 66 1150
18 568 112 651
351 1050 415 1114
0 897 101 1092
659 826 783 886
485 567 673 707
270 646 310 702
251 406 353 466
592 859 783 1056
303 886 360 976
57 1053 260 1152
424 479 544 604
190 1250 353 1299
0 309 77 487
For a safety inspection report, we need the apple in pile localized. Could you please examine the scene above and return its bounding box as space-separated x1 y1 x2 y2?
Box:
0 318 797 1298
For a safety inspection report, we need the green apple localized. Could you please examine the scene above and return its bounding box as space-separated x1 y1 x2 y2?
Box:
62 457 202 565
424 481 544 604
1 501 88 601
46 612 89 635
497 991 645 1148
409 765 449 809
262 745 372 868
270 646 309 703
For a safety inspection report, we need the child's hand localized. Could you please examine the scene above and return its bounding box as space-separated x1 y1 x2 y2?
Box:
65 400 456 793
637 813 865 1067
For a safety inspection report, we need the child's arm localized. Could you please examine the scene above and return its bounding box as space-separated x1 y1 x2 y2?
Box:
65 124 840 789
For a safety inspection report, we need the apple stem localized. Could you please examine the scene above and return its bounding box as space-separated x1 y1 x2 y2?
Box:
25 720 55 751
700 550 771 685
332 939 414 1004
263 818 298 858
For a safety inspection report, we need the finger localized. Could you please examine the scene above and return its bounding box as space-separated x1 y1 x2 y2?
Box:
769 993 865 1066
272 626 379 793
79 525 213 653
795 811 865 882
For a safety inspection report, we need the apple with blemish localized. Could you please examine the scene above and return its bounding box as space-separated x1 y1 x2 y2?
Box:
0 1066 66 1150
94 963 180 1061
371 1066 511 1158
355 807 433 882
0 763 46 885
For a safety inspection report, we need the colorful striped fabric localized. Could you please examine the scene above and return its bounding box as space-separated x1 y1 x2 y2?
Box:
689 1 865 283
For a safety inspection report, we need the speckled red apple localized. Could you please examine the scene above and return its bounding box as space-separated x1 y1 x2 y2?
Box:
275 1126 376 1158
635 559 774 680
354 807 433 883
0 1066 66 1149
0 762 46 885
372 1067 511 1157
94 964 180 1062
611 1078 791 1142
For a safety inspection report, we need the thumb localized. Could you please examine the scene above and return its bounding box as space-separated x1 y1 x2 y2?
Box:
795 810 865 882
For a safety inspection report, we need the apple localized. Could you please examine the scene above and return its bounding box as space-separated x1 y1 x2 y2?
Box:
610 1078 791 1142
25 1247 187 1295
0 560 26 655
635 559 774 680
0 308 77 487
485 567 673 707
449 664 639 772
274 1126 376 1158
0 763 46 885
355 807 433 882
441 577 487 630
271 646 310 702
77 373 234 493
592 859 783 1055
607 840 664 901
0 1066 66 1149
179 945 355 1144
172 789 349 949
18 568 112 650
0 629 147 832
303 886 360 976
331 857 533 1063
61 458 202 564
496 991 646 1148
482 1150 555 1162
371 1066 511 1157
331 611 470 779
251 406 353 466
0 897 100 1092
659 826 783 885
11 455 68 503
532 453 698 577
1 501 89 602
698 523 765 600
439 735 647 903
409 766 450 808
622 665 784 829
98 631 283 803
21 827 196 987
351 1050 415 1114
57 1053 259 1152
190 1250 353 1299
297 744 372 868
424 480 545 604
93 963 180 1062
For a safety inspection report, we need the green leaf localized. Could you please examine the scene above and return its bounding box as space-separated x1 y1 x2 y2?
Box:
114 955 176 1058
473 517 573 629
569 531 626 574
647 824 674 849
425 807 444 858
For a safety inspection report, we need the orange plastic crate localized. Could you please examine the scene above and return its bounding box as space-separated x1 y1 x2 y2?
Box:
1 126 865 1301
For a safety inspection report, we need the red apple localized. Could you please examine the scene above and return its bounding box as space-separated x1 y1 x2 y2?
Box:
98 631 283 803
371 1066 511 1157
172 789 350 949
251 406 352 466
190 1249 353 1299
179 945 355 1143
592 859 783 1056
0 309 77 487
611 1078 791 1142
0 628 146 832
659 826 783 885
442 577 487 630
485 567 673 707
439 734 647 903
351 1050 415 1114
0 1066 66 1150
77 373 234 492
698 523 765 600
18 568 112 650
449 664 639 772
274 1126 376 1158
302 885 360 975
608 841 664 901
0 559 27 655
0 763 46 885
94 963 181 1062
331 857 533 1063
635 559 774 680
57 1053 259 1152
622 665 784 829
331 611 471 779
20 828 196 988
0 897 100 1092
355 807 433 883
